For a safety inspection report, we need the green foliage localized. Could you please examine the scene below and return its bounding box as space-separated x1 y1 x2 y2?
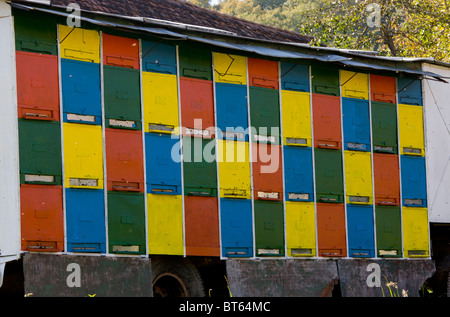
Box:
187 0 450 63
253 0 287 10
212 0 322 32
297 0 450 62
188 0 212 9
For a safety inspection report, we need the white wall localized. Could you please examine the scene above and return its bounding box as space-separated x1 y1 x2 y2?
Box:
422 63 450 223
0 0 21 265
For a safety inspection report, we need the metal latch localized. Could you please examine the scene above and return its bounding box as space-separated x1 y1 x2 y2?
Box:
352 251 369 256
257 249 280 255
257 191 279 199
69 178 99 187
374 145 394 153
226 251 247 256
25 174 55 183
223 189 247 198
223 131 245 140
291 248 312 256
347 142 367 151
349 196 370 203
318 140 339 149
187 190 211 196
185 128 211 138
112 181 140 191
286 138 307 145
376 198 397 205
71 244 100 251
321 249 342 256
319 195 339 202
27 241 57 250
408 250 427 256
152 188 174 194
109 119 136 129
67 113 96 123
403 147 422 155
112 245 140 253
288 193 310 200
149 123 174 133
253 134 276 143
404 199 423 206
379 250 398 256
24 112 50 118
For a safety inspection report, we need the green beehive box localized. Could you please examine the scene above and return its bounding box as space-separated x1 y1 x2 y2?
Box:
182 137 218 197
107 191 146 255
178 45 212 81
375 205 403 258
249 86 281 144
311 65 340 96
18 119 62 185
371 101 398 154
254 200 285 257
14 9 58 55
314 148 344 203
103 65 142 130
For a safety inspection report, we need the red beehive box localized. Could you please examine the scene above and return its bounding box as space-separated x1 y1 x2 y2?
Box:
370 74 397 104
373 153 400 206
316 203 347 257
103 33 140 70
252 143 283 201
312 94 342 150
16 51 60 121
184 196 220 257
248 57 279 90
179 77 215 138
105 128 144 192
20 184 64 252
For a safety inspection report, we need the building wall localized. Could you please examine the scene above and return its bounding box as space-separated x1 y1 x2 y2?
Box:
422 63 450 223
0 0 21 264
13 9 432 261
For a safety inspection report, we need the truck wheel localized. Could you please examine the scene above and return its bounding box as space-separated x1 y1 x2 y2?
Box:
151 257 205 297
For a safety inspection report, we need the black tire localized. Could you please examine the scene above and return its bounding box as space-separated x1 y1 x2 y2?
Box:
151 256 205 297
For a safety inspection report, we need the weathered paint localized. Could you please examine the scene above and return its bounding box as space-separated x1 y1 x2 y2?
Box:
337 259 435 297
226 259 435 297
0 0 21 267
422 63 450 223
226 259 339 297
147 193 184 256
340 70 369 100
63 123 104 190
217 139 251 199
23 253 153 297
5 8 441 271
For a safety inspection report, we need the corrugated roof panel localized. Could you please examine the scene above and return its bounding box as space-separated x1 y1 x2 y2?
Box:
9 1 449 80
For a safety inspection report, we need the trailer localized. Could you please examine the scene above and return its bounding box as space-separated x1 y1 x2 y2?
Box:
0 0 449 297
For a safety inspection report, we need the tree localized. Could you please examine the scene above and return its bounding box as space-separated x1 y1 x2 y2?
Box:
253 0 287 10
213 0 323 32
188 0 211 9
298 0 450 62
190 0 450 62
